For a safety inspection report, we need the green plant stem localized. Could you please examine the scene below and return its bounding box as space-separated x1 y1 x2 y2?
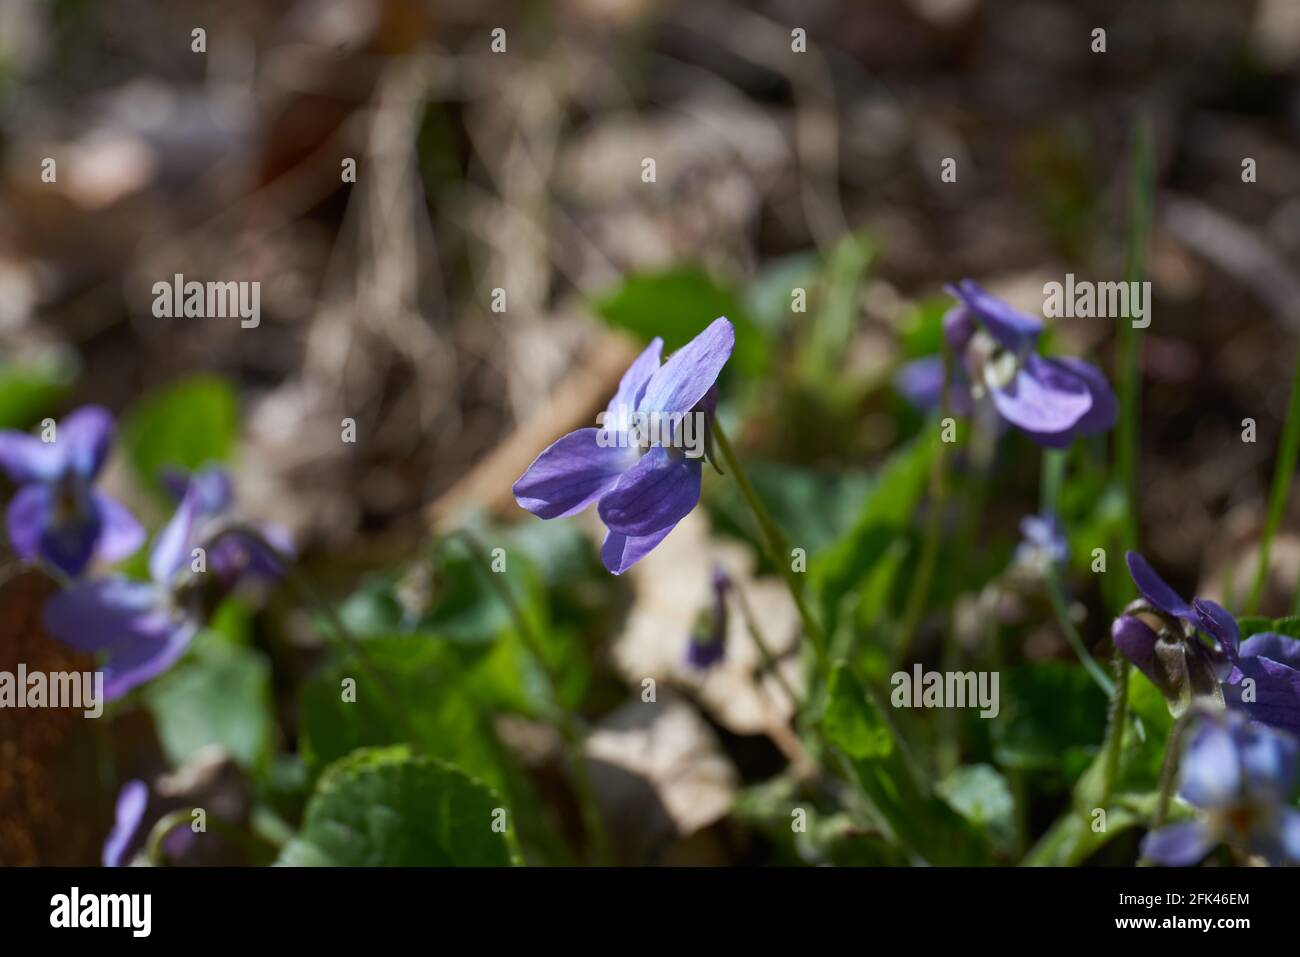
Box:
1247 345 1300 614
893 347 953 669
711 420 899 835
731 578 802 711
1098 651 1131 806
1040 450 1116 697
1096 117 1153 806
712 420 828 676
145 807 274 865
447 529 611 866
1151 712 1191 830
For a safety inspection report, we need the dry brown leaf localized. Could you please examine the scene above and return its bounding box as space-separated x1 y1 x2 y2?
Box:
0 569 112 865
608 509 804 737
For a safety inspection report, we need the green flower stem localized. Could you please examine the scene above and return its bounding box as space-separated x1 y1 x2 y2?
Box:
892 346 954 670
730 578 803 712
448 528 612 866
712 419 928 844
711 419 828 677
1040 450 1116 697
1096 117 1153 807
1098 652 1131 806
1248 344 1300 614
1152 711 1191 830
145 807 274 865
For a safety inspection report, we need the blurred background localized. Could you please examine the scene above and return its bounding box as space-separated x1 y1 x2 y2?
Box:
2 0 1299 866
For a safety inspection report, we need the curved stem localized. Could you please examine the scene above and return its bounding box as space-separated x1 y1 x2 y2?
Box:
145 807 273 865
730 577 802 711
1040 450 1116 697
711 420 828 676
1098 652 1131 806
1044 569 1116 697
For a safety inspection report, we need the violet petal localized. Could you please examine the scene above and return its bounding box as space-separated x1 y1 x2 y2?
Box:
638 317 735 418
512 428 637 520
597 445 702 537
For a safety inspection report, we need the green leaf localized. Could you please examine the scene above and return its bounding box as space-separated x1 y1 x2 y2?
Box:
298 635 506 791
424 538 588 714
799 232 874 378
0 350 77 429
810 435 935 636
1266 616 1300 641
992 663 1107 781
592 268 767 377
143 617 274 771
277 746 516 866
936 764 1016 850
745 252 818 336
820 663 989 865
1237 616 1275 640
1023 805 1139 867
708 462 872 562
733 775 908 866
121 375 238 496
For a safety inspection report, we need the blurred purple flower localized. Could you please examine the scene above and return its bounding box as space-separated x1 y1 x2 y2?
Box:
103 779 148 867
0 406 144 576
686 566 730 670
1014 512 1068 571
1192 597 1300 736
1111 552 1224 713
42 467 290 700
513 318 734 575
43 486 205 699
1141 711 1300 866
895 282 1116 447
103 778 197 867
1113 552 1300 732
162 465 291 585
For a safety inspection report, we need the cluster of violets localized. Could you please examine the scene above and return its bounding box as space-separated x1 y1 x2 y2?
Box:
0 406 287 701
510 280 1300 866
1113 552 1300 864
10 282 1297 868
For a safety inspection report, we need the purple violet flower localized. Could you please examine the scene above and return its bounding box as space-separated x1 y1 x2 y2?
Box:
41 467 289 700
895 281 1116 447
1112 552 1225 714
513 317 735 575
162 465 291 585
43 486 206 699
0 406 144 576
103 778 197 866
1141 711 1300 866
686 565 730 670
1192 598 1300 737
1113 552 1300 733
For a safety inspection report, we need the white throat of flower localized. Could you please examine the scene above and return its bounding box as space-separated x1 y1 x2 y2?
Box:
965 329 1025 398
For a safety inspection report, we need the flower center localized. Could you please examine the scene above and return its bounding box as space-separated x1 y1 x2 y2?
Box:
51 471 91 526
965 330 1023 397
